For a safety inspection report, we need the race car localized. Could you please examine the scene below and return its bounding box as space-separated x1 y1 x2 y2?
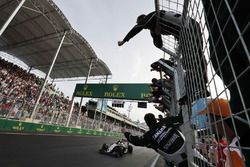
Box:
99 139 133 157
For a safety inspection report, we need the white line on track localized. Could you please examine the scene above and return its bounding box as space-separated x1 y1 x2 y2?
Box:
0 132 102 138
150 154 160 167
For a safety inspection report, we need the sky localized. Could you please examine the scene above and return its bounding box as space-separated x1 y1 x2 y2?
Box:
53 0 164 122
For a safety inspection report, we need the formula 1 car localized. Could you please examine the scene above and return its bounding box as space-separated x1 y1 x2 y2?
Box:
99 139 133 157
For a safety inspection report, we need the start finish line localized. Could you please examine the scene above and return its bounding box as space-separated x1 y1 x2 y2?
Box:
73 83 151 101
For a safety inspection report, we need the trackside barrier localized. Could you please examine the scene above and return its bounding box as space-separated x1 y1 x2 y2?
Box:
0 118 123 137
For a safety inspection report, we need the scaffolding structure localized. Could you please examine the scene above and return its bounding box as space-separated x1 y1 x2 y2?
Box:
155 0 250 166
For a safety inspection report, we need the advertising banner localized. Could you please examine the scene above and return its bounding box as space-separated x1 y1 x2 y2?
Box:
73 83 151 100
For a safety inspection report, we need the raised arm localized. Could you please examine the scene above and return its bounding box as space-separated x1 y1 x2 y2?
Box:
118 24 144 46
118 11 156 46
124 132 146 146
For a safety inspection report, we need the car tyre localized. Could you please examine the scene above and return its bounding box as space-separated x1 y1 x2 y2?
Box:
115 147 123 158
102 143 108 150
128 145 133 154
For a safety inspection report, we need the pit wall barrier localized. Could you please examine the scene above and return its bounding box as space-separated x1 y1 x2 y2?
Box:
0 118 123 137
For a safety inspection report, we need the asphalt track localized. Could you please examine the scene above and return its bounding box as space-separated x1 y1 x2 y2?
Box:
0 132 167 167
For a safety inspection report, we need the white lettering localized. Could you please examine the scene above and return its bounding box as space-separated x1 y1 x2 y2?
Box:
153 126 166 139
163 133 179 150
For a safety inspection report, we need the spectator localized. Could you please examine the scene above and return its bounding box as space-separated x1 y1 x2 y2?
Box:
199 99 245 167
0 58 70 122
199 138 209 158
211 135 228 167
157 114 163 122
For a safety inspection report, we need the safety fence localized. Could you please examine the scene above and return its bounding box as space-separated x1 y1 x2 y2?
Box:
0 118 123 137
156 0 250 167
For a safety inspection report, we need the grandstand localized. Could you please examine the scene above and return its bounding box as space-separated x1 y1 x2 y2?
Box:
0 0 144 135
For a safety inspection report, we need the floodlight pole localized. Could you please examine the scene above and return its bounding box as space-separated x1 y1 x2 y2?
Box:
28 67 33 73
66 96 75 127
127 103 132 119
75 59 94 127
98 75 108 129
154 0 159 12
30 31 67 120
0 0 26 36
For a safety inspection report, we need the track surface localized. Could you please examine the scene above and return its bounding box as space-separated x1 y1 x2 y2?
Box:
0 133 166 167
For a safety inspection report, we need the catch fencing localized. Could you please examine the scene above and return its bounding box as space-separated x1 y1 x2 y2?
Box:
156 0 250 166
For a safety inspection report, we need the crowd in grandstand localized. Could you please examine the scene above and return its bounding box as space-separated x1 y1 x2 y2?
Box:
0 57 70 121
0 57 142 134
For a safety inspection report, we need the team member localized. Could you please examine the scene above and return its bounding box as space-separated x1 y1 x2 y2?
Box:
124 113 186 166
118 10 209 103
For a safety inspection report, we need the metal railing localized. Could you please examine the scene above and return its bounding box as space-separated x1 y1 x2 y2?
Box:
156 0 250 166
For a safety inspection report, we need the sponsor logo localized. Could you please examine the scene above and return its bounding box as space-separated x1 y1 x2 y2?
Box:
153 126 166 139
12 122 24 131
36 125 45 132
104 92 125 98
113 85 118 91
83 85 88 91
163 133 180 150
141 92 151 98
75 91 93 96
